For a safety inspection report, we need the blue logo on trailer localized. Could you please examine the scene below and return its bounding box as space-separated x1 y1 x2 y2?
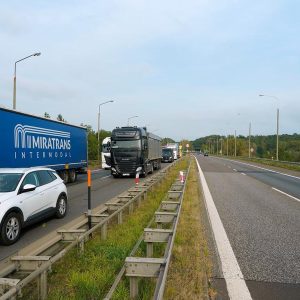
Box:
0 108 87 169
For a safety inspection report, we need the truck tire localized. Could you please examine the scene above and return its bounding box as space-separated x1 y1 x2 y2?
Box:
149 163 154 174
55 195 68 218
158 160 161 170
61 170 69 184
0 212 22 245
69 169 77 183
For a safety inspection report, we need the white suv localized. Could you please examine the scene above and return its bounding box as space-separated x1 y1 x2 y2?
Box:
0 167 68 245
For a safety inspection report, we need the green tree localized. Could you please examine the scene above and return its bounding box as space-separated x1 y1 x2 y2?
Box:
161 137 175 146
44 112 51 118
57 114 67 122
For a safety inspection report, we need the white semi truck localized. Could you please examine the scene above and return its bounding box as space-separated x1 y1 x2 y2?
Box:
165 143 179 160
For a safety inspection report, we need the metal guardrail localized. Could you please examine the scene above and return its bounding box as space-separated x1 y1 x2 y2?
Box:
0 161 180 300
119 165 190 299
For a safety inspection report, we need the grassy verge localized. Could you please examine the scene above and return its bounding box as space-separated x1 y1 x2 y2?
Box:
88 160 101 170
216 155 300 172
164 159 212 300
239 157 300 172
21 159 189 300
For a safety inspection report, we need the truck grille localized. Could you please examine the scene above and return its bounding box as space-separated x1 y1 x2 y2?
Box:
117 161 136 174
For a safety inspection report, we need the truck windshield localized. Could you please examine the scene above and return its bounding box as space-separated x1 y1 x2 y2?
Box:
111 140 141 150
0 173 23 192
163 149 173 155
102 142 111 153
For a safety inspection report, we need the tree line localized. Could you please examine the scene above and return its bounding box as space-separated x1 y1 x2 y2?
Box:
192 134 300 162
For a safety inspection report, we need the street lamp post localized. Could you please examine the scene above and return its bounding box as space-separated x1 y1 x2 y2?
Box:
127 115 138 126
97 100 114 164
259 94 280 161
13 52 41 110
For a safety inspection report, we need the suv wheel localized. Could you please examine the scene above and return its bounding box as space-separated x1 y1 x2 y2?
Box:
55 195 68 218
0 212 22 245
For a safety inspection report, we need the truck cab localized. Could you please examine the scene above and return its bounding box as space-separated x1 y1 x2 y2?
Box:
110 127 161 177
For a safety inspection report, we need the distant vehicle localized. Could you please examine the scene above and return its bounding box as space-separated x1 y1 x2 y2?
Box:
110 126 161 177
0 167 67 245
0 107 87 183
204 152 209 156
162 148 174 163
164 143 179 159
101 137 111 169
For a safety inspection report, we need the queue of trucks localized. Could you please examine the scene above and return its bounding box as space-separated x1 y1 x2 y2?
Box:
0 106 181 181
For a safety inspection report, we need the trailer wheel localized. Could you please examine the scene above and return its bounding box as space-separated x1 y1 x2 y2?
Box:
157 160 161 170
61 170 69 184
149 163 154 174
69 169 77 183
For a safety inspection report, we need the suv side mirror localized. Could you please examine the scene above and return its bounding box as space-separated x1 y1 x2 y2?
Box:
22 184 36 193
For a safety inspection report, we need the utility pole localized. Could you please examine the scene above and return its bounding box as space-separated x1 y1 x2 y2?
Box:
234 130 237 157
276 108 279 161
248 122 251 158
220 138 223 155
227 137 229 156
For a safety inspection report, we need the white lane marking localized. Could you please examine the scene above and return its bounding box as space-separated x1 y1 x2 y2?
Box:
101 175 111 179
195 157 252 300
272 187 300 203
91 168 104 173
241 173 246 176
217 157 300 181
233 169 237 172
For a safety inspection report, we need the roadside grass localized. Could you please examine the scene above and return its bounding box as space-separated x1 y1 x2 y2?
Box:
239 157 300 172
164 159 212 300
21 159 189 300
88 160 101 170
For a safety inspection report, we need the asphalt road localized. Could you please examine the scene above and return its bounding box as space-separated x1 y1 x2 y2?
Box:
196 155 300 300
0 165 170 261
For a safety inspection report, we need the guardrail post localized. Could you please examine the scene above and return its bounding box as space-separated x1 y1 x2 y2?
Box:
78 239 84 253
137 196 142 207
101 222 107 240
118 211 123 224
129 203 134 214
130 277 139 299
37 269 48 300
143 192 147 201
146 243 153 258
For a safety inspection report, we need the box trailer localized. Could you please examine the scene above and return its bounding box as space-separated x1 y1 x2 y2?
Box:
0 107 87 183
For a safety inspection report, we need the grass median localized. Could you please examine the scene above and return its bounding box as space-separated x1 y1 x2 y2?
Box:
164 158 213 300
21 159 189 300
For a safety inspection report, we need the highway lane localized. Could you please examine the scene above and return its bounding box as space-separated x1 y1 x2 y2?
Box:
0 165 170 261
216 157 300 200
196 155 300 300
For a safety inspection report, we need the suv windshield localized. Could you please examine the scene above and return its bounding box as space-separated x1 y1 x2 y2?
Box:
111 140 141 150
0 173 23 192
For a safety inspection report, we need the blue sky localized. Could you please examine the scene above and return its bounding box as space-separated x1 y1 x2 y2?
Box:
0 0 299 141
